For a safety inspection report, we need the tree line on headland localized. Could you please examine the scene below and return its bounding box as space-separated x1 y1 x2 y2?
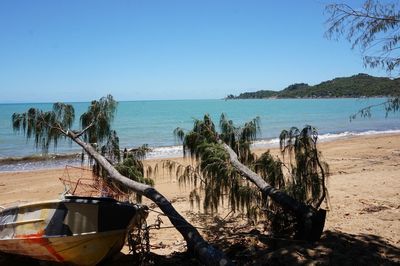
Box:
226 73 400 99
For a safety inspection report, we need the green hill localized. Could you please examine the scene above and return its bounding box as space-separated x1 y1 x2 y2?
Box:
228 90 278 99
229 74 400 99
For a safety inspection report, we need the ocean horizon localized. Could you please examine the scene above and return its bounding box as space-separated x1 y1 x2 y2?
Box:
1 98 399 171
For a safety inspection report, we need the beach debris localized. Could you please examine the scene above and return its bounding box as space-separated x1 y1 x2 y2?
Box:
361 205 390 213
128 215 151 264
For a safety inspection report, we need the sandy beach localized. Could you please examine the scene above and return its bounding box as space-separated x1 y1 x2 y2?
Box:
0 133 399 264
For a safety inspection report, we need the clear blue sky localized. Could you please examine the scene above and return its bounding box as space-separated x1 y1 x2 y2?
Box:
0 0 386 103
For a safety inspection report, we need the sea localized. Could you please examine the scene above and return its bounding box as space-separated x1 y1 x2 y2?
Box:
0 98 399 171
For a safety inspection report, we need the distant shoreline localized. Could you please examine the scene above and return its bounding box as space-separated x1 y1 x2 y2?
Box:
1 130 400 172
225 95 391 100
0 153 80 164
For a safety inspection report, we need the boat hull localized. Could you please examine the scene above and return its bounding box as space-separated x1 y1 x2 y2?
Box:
0 196 147 265
0 229 126 265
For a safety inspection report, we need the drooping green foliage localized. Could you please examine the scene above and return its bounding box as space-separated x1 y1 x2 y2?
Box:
123 144 152 161
255 126 329 234
385 97 400 114
53 102 75 129
172 114 329 231
176 115 218 162
173 127 185 142
11 95 153 203
11 95 117 153
219 114 260 164
279 126 329 208
254 151 284 190
113 150 154 203
350 96 400 120
100 130 121 164
12 103 75 153
87 127 154 203
80 94 118 144
171 114 262 217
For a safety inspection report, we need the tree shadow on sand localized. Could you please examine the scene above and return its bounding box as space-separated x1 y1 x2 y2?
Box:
1 230 399 265
215 229 400 265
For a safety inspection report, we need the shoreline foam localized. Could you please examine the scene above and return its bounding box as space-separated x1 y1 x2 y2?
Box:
1 129 400 172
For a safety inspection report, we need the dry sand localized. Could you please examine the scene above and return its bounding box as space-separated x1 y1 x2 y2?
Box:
0 133 399 265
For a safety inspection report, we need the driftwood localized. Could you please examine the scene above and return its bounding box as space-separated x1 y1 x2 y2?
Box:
221 142 326 241
70 132 233 266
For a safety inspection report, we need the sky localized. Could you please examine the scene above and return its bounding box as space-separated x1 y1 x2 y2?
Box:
0 0 388 103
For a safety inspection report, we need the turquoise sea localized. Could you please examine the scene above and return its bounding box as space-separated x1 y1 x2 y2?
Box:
0 98 399 171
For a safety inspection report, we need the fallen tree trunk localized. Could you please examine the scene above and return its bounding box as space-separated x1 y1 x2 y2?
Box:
69 132 232 266
221 142 326 241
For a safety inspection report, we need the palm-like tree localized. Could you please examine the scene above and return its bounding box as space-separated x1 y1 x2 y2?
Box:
11 95 231 266
174 114 328 241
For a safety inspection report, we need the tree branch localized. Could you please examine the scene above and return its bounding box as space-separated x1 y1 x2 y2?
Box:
220 140 327 241
67 131 233 266
37 115 68 136
330 3 400 23
74 122 95 138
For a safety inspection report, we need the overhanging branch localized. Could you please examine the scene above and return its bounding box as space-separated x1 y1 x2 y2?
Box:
74 122 95 138
220 141 326 241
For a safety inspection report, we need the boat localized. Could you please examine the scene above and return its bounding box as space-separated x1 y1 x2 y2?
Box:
0 195 148 265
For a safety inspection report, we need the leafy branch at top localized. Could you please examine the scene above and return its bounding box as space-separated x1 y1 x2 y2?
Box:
325 0 400 74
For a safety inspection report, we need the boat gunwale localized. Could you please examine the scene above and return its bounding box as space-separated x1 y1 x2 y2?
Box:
0 196 136 214
0 218 45 227
0 199 63 213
